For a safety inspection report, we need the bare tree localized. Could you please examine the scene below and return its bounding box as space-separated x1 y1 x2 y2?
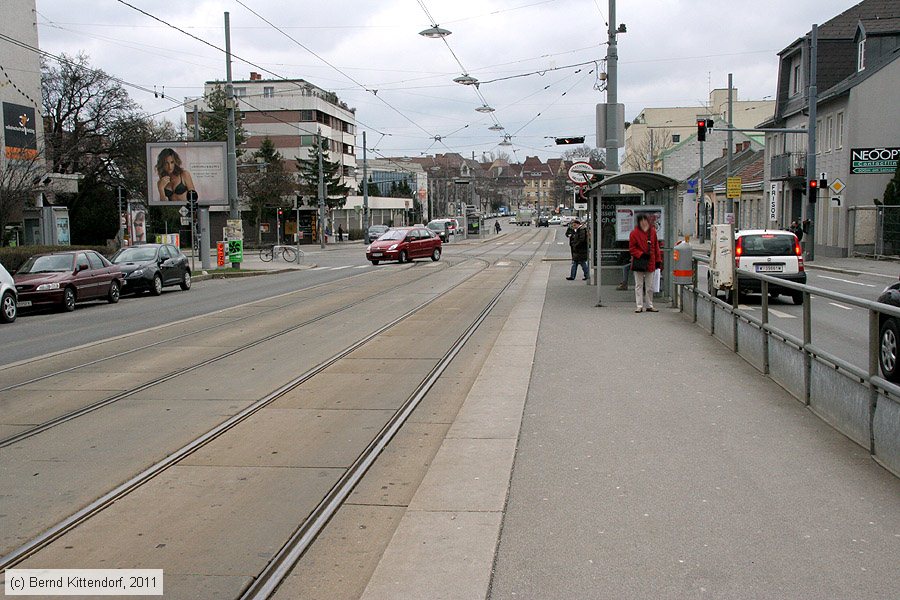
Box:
622 129 674 172
0 151 45 242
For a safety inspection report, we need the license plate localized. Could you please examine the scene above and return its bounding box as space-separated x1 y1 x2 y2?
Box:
755 264 783 273
372 252 383 257
18 300 32 307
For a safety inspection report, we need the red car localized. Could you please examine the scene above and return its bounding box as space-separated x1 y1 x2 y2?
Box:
366 226 442 265
14 250 124 312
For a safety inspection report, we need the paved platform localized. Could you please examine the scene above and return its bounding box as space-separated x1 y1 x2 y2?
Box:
362 260 900 599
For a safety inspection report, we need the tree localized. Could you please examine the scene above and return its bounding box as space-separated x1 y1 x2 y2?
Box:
881 162 900 252
295 138 350 210
561 146 605 165
42 53 139 175
198 84 247 155
622 129 673 172
358 176 379 197
390 179 413 198
0 151 45 244
239 137 295 245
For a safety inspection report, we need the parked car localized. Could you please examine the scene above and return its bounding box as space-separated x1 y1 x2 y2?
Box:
447 218 461 236
14 250 123 312
549 216 563 225
426 219 452 242
111 243 191 295
366 224 390 244
366 227 442 264
709 230 806 304
876 276 900 382
537 215 550 227
1 262 17 323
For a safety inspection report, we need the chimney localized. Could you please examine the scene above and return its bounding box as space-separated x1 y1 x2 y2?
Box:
250 72 261 81
722 148 727 157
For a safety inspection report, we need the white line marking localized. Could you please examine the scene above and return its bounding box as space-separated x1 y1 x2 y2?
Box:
829 302 853 310
738 304 755 311
330 265 353 271
354 265 369 269
816 275 877 288
311 267 329 271
769 308 797 319
557 242 565 245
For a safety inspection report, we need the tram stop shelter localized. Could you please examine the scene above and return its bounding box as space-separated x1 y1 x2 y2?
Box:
583 171 679 305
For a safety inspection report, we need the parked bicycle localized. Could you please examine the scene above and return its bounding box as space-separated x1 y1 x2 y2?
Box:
259 244 305 264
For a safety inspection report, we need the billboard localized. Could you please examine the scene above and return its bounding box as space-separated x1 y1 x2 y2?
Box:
615 206 665 241
3 102 38 160
146 142 227 206
851 147 899 174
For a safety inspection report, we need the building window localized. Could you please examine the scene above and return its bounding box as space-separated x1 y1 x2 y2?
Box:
300 135 315 147
299 110 314 122
791 60 801 95
672 134 680 143
234 87 247 97
263 86 274 98
836 112 844 149
858 38 866 71
343 143 354 155
825 115 833 152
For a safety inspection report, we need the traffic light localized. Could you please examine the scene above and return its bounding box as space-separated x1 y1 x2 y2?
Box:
808 179 818 203
555 136 585 145
697 118 715 142
277 208 283 217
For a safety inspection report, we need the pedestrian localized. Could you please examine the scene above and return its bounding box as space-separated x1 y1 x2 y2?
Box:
629 214 662 313
789 220 803 242
566 218 590 281
338 224 344 242
495 220 502 234
617 261 630 291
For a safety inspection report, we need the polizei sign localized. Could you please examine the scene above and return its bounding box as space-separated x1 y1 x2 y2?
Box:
850 147 899 174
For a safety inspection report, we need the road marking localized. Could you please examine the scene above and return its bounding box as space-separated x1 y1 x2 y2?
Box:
829 302 853 310
354 265 369 269
816 275 877 288
769 308 797 319
330 266 353 271
311 266 330 271
738 304 754 311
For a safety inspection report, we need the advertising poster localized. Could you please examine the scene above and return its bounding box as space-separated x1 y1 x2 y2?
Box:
146 142 227 206
55 214 70 245
615 206 665 242
129 208 147 244
3 102 38 160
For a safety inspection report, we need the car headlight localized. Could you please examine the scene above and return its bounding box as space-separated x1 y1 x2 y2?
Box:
366 245 372 252
36 282 60 291
388 244 398 251
131 268 145 277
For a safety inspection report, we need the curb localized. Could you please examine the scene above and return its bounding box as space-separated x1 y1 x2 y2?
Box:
192 265 316 282
805 264 897 280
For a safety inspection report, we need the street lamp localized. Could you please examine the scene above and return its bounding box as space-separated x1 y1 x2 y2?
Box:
499 135 513 147
476 104 495 113
488 124 504 131
419 25 451 38
453 74 479 86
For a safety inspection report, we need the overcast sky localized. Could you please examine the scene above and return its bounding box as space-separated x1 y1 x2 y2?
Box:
36 0 856 161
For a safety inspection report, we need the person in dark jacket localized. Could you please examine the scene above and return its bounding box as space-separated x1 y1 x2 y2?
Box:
789 220 803 242
628 214 662 312
566 218 590 281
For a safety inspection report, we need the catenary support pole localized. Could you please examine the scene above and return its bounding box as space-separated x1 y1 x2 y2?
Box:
194 104 210 269
726 73 734 226
318 128 325 249
362 131 369 239
224 12 240 269
805 24 818 261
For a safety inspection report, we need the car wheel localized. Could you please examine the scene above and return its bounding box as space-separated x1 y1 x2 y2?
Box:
399 250 408 263
880 319 900 382
791 291 803 305
371 260 379 265
431 248 441 262
62 287 76 312
151 274 163 296
180 271 192 291
0 291 16 323
107 280 120 304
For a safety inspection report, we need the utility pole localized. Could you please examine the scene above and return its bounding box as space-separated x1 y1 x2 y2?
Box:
317 128 326 249
194 104 211 270
117 186 124 249
698 140 705 243
805 24 818 261
224 12 240 269
726 72 734 226
596 0 620 307
362 130 369 237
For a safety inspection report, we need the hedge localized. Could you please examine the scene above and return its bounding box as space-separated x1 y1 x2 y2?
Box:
0 245 114 272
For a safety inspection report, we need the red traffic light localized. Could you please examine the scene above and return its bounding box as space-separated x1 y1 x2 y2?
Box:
809 180 818 189
277 208 283 215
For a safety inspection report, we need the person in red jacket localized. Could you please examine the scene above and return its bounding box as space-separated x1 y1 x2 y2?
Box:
628 214 662 313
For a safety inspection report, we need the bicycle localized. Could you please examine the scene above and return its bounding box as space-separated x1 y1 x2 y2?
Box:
259 244 304 264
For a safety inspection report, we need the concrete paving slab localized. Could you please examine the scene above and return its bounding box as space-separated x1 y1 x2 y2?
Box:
268 372 426 411
17 370 139 392
407 438 516 513
0 398 250 556
90 345 232 374
406 376 479 424
272 505 407 600
0 423 32 439
180 408 394 468
446 390 528 440
0 389 115 426
325 357 436 376
347 422 450 506
20 464 342 585
359 510 502 600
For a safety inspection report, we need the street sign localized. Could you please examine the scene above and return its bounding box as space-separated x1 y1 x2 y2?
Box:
178 206 189 217
831 195 842 207
769 182 779 222
180 216 191 226
568 162 593 185
726 177 742 199
574 202 588 211
829 178 845 194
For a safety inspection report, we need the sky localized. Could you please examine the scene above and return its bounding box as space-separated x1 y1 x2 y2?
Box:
35 0 858 161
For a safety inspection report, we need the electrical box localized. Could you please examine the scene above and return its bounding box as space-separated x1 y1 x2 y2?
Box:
709 224 735 290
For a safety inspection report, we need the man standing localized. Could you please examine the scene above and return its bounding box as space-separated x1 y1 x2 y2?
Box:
566 218 590 281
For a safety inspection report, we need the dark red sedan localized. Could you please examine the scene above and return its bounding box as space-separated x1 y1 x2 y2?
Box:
365 226 442 265
14 250 124 312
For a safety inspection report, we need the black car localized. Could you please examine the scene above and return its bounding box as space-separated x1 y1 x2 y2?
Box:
111 244 191 295
877 277 900 382
537 215 550 227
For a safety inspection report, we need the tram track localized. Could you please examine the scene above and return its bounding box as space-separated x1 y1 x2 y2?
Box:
0 228 550 573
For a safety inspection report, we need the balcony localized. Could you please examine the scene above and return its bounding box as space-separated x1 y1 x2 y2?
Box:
770 152 806 180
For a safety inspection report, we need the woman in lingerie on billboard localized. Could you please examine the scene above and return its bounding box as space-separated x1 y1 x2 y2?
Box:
155 148 196 202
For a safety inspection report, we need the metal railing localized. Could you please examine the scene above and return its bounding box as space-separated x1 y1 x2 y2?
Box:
682 255 900 477
770 151 807 180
